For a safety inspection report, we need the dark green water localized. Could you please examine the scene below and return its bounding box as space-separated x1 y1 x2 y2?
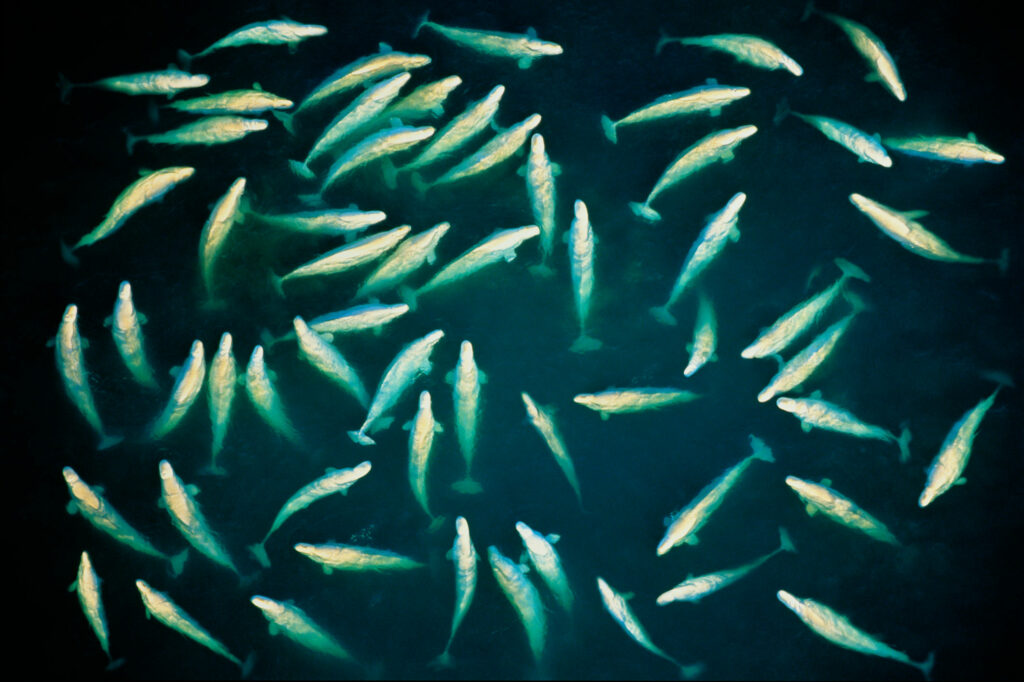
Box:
8 0 1020 679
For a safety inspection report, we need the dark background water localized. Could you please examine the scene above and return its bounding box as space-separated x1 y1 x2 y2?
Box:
6 0 1021 679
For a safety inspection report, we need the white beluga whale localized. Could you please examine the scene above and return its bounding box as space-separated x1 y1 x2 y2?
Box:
348 329 445 445
430 516 478 669
178 19 327 67
597 576 704 678
741 257 869 360
574 387 700 419
149 340 206 441
248 461 372 568
251 595 358 664
785 475 900 545
657 33 802 76
158 460 243 576
569 199 601 352
657 527 796 605
805 5 906 101
53 304 122 449
488 545 547 667
450 340 486 494
649 192 747 324
136 579 251 674
919 378 1010 507
630 133 755 223
522 392 582 508
601 80 751 143
658 435 774 555
849 193 1009 272
777 590 934 678
777 392 912 462
106 281 159 390
403 226 540 309
413 12 563 69
205 332 237 475
63 466 188 576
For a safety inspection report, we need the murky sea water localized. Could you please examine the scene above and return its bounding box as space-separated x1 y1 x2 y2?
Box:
9 0 1021 679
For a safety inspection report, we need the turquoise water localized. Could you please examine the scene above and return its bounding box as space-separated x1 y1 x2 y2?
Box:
12 0 1020 679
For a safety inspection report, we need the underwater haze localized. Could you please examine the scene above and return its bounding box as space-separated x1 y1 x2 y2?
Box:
8 0 1022 679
